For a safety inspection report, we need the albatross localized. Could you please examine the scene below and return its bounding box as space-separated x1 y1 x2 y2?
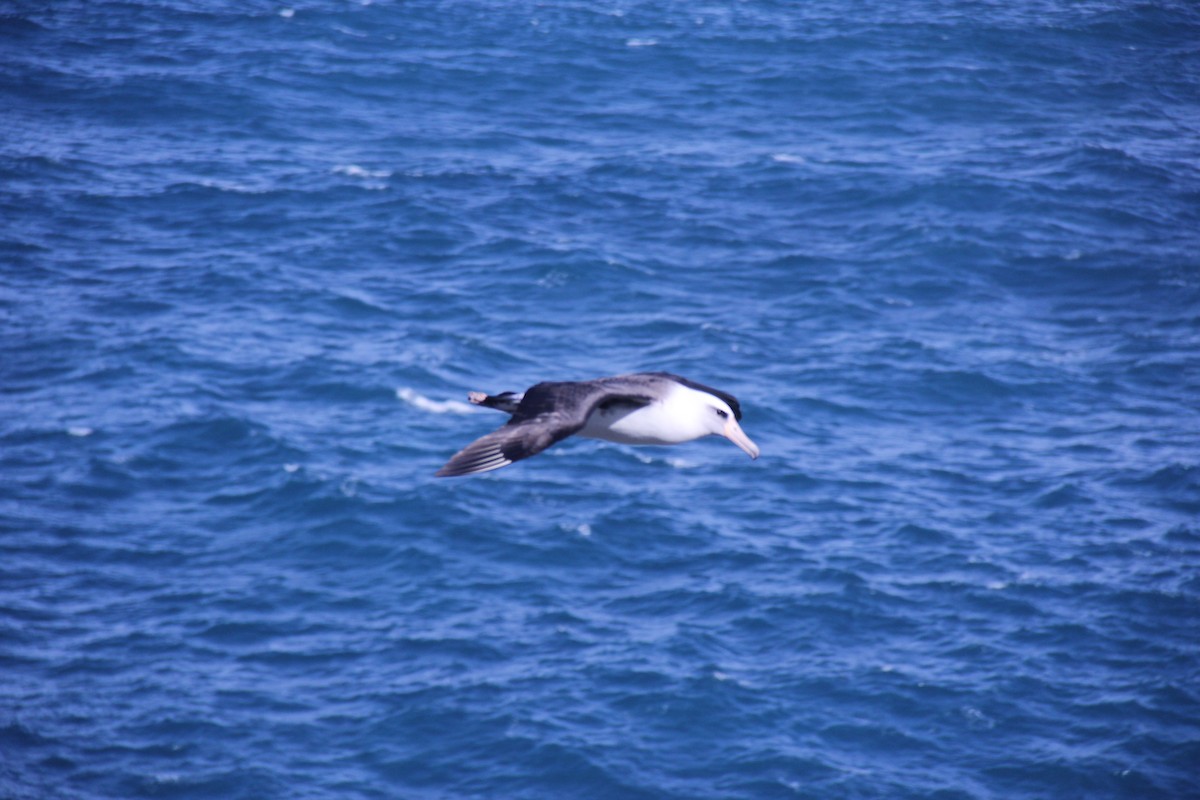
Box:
436 372 759 477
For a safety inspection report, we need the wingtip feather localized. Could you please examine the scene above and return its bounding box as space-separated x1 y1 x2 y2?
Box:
435 459 512 478
435 443 514 477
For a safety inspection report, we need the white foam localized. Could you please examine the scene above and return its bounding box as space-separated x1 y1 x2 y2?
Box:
279 8 295 18
396 387 478 415
771 153 804 164
283 463 300 473
961 706 995 729
195 179 271 194
333 164 392 179
634 452 696 469
626 38 658 47
557 521 593 537
67 426 93 437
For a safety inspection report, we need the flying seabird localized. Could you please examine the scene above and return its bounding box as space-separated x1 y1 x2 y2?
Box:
436 372 760 477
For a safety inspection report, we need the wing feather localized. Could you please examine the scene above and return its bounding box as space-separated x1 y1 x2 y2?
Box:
435 412 575 477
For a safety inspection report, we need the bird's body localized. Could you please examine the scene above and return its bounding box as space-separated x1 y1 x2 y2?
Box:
578 379 727 445
436 372 759 477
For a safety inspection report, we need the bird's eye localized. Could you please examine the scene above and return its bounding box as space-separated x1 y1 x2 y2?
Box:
715 408 728 419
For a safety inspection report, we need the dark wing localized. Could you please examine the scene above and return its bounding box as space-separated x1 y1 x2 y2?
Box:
642 371 743 420
434 415 574 477
436 380 652 477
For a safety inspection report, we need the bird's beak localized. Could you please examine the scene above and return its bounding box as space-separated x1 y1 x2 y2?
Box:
723 419 760 460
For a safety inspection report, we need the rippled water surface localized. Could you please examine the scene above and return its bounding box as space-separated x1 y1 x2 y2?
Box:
3 1 1199 798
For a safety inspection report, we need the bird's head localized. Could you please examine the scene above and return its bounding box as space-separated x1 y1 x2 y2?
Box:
704 397 760 460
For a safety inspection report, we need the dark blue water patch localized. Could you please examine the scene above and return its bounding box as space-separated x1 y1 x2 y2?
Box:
1164 524 1200 547
1113 463 1200 515
1032 481 1094 509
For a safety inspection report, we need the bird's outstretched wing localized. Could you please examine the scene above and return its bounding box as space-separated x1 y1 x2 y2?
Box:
436 381 653 477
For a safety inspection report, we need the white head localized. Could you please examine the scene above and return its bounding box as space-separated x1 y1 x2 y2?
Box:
671 384 760 459
705 397 759 459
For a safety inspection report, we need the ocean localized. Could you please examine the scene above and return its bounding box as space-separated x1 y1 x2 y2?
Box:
2 1 1198 797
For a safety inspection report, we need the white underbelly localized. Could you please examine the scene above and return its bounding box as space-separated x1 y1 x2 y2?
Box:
578 402 703 445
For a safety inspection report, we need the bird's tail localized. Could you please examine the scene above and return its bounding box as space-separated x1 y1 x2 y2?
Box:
468 390 523 414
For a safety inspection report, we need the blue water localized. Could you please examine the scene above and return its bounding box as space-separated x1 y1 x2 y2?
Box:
3 1 1199 797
